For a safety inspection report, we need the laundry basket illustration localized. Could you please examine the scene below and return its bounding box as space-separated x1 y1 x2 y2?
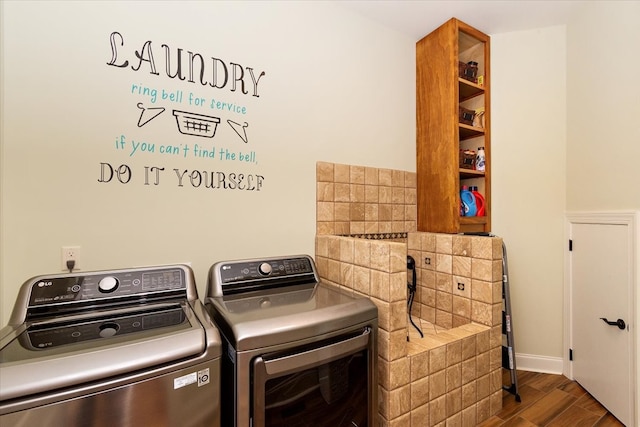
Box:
172 110 221 138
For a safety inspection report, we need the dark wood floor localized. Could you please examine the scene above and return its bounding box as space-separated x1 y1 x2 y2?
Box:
478 370 625 426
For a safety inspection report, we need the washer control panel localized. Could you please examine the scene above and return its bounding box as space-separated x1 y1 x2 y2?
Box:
219 257 313 284
27 267 186 307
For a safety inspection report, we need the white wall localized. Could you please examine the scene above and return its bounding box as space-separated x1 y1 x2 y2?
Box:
0 1 416 324
491 26 567 366
566 1 640 209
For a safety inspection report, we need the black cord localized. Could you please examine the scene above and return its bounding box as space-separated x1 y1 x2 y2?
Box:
66 259 75 273
406 256 423 339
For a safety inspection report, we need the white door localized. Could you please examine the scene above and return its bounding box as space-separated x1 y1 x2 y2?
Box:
569 218 634 426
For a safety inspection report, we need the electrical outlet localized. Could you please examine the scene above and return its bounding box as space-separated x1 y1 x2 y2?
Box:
61 246 81 271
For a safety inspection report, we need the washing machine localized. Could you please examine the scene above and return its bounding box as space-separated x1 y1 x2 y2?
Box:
204 254 377 427
0 264 221 427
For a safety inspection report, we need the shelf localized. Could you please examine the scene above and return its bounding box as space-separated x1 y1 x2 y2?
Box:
459 123 485 140
459 168 485 179
459 78 484 100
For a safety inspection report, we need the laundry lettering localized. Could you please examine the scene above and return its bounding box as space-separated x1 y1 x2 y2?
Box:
107 32 267 97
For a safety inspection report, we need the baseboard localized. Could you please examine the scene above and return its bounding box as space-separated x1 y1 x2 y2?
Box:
514 353 564 375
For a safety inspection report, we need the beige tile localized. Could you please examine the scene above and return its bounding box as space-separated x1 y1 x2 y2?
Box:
421 269 436 289
390 272 407 302
316 182 334 202
349 221 364 234
405 188 417 204
471 258 492 281
452 276 471 298
379 203 393 220
333 202 350 221
339 238 354 262
420 287 436 307
378 384 390 419
435 272 450 292
390 300 407 332
452 295 470 319
476 374 490 400
379 221 392 233
461 357 476 385
317 201 334 221
390 244 406 273
379 168 393 186
490 389 503 416
351 183 365 202
446 364 462 392
411 403 429 427
350 202 365 221
379 356 390 389
476 353 490 380
421 305 436 323
392 205 405 221
423 252 436 270
389 357 411 390
391 169 404 187
490 325 502 349
405 171 417 188
334 182 350 202
371 270 390 301
365 185 379 203
436 253 452 274
489 346 502 372
371 241 391 272
316 161 334 182
452 315 470 328
490 368 502 394
492 260 503 282
350 165 365 184
334 163 350 183
405 204 417 221
461 380 477 409
471 236 492 260
476 330 490 353
354 239 371 267
429 369 446 399
461 405 477 426
340 262 353 288
392 187 405 204
378 328 390 361
365 166 379 185
421 233 436 252
436 234 453 254
446 412 462 427
316 221 335 236
389 330 408 361
410 350 429 380
315 256 328 280
452 235 471 257
365 221 379 234
446 341 462 367
461 336 476 361
389 413 410 427
471 300 492 326
335 221 349 235
446 387 462 417
435 310 452 330
372 297 390 332
429 395 447 426
476 396 491 424
471 279 492 303
365 203 379 221
452 256 471 278
491 237 503 261
380 187 393 204
408 233 421 251
436 291 452 312
430 345 447 373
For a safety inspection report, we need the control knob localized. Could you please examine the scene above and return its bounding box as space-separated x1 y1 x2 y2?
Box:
98 276 119 293
258 262 272 276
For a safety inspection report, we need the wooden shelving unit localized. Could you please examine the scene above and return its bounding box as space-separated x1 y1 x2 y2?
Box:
416 18 491 234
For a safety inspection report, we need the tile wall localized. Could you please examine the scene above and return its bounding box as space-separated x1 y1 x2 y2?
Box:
315 162 503 426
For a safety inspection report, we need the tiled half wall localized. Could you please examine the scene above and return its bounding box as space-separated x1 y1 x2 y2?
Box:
315 162 503 426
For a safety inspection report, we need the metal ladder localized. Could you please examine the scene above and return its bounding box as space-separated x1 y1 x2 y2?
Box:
501 241 521 402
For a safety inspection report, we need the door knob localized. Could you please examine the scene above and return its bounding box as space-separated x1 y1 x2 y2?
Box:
600 317 626 330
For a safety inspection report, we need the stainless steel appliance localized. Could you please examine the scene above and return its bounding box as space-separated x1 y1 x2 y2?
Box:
204 255 377 427
0 265 221 427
